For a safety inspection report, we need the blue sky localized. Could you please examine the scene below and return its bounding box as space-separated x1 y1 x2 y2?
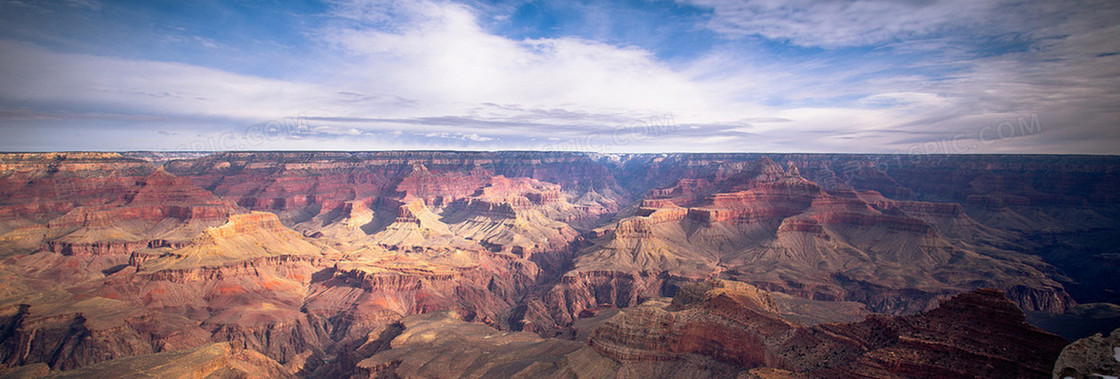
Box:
0 0 1117 153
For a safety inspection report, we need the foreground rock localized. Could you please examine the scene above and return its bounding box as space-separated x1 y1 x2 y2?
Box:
353 311 584 378
1052 327 1120 379
344 280 1067 378
44 342 291 379
589 280 1067 378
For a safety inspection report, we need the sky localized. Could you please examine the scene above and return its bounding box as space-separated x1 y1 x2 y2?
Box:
0 0 1117 154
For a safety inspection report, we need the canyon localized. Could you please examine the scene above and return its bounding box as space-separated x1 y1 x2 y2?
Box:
0 151 1117 377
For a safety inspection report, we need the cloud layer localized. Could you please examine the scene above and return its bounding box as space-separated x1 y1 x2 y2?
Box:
0 0 1116 153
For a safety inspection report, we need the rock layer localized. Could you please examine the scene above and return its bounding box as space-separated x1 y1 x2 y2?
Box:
0 151 1116 377
589 280 1068 378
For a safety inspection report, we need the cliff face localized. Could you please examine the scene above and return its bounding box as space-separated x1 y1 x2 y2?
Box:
532 157 1075 334
800 288 1069 377
588 280 1068 378
589 280 792 367
0 151 1116 377
0 154 232 259
0 210 332 372
342 281 1067 378
161 151 626 228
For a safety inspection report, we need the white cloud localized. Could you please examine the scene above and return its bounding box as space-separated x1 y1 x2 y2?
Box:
421 131 495 142
0 40 347 121
0 0 1117 153
322 0 726 121
462 133 493 142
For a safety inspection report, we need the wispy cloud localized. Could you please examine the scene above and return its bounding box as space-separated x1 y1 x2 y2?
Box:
680 0 1038 48
0 0 1116 153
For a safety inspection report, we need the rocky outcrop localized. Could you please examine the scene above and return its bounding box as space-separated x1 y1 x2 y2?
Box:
352 311 585 379
0 203 334 374
588 281 1067 378
438 175 583 266
798 288 1068 377
590 280 791 367
345 281 1068 378
1052 327 1120 379
46 342 293 378
0 155 234 261
0 298 171 371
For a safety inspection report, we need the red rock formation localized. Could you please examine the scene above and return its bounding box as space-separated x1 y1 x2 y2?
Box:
590 280 792 367
534 157 1073 335
0 186 333 374
300 245 543 348
589 281 1067 378
801 288 1068 377
162 151 625 228
394 163 494 208
0 155 240 285
0 151 1114 377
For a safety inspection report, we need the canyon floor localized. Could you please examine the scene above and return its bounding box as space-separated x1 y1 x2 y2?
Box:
0 151 1117 378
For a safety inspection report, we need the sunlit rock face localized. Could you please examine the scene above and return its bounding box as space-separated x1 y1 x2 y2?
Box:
0 151 1116 377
